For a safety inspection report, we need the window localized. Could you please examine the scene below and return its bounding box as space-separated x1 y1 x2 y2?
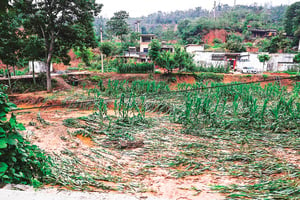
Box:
142 37 151 42
143 48 148 53
212 54 225 61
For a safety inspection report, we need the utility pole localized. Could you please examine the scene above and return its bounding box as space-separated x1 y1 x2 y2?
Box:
234 0 236 7
100 27 104 73
214 0 216 21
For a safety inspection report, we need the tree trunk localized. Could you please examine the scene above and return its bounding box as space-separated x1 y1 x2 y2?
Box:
32 61 36 85
46 34 54 93
6 65 11 88
12 65 16 76
46 54 52 92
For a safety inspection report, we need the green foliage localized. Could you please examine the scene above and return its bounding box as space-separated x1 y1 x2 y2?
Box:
177 19 204 45
149 41 195 73
173 46 195 71
294 53 300 63
262 74 269 79
99 42 117 58
224 34 246 52
106 10 130 41
14 0 102 91
0 91 52 185
0 75 58 93
156 51 176 73
213 38 222 45
258 33 292 53
148 39 162 64
192 65 230 73
193 73 224 82
74 47 94 67
101 79 170 97
284 2 300 37
258 54 270 63
117 62 154 74
0 7 23 79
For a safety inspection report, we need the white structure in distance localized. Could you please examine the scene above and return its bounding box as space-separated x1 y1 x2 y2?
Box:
29 61 53 73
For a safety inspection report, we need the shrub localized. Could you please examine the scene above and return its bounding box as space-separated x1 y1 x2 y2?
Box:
0 91 52 185
193 72 224 82
262 74 269 79
117 62 154 74
191 65 230 73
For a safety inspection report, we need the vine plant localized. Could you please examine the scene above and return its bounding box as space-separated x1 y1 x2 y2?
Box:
0 90 52 186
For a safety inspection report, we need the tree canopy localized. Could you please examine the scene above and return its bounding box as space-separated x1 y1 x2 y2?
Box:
106 11 130 41
284 2 300 37
14 0 102 92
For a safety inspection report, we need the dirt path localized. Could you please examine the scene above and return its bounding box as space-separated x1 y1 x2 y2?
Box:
0 187 166 200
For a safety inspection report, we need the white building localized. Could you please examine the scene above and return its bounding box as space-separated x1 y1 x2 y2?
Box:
185 44 205 54
192 51 297 72
29 61 53 73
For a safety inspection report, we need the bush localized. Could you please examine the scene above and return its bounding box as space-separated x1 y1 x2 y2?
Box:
117 62 154 74
0 73 57 93
191 65 230 73
262 74 269 79
0 91 52 185
193 72 224 82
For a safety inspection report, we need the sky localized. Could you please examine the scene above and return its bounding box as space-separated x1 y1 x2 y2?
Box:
97 0 298 18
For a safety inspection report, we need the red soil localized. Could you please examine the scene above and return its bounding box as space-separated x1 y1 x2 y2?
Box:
203 29 228 45
76 135 95 147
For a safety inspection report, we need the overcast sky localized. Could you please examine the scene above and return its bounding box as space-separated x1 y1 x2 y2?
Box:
97 0 298 18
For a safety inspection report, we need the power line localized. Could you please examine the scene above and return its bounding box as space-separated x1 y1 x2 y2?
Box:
11 75 299 111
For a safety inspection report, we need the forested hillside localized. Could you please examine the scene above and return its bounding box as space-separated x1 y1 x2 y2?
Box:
95 4 289 43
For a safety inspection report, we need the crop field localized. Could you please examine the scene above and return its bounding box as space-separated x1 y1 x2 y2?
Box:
14 77 300 199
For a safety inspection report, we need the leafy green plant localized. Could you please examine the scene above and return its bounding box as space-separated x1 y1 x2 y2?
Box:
117 62 154 74
193 72 224 82
191 65 230 73
0 91 52 185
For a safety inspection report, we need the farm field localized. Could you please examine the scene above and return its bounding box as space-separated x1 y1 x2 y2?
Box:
8 73 300 199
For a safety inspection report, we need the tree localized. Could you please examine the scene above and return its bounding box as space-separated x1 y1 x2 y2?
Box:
14 0 102 92
173 45 195 71
74 47 94 67
284 2 300 37
99 42 117 59
23 36 45 85
0 7 23 88
148 39 161 64
156 51 175 74
258 54 270 71
224 34 246 53
0 0 9 13
294 53 300 64
106 11 129 42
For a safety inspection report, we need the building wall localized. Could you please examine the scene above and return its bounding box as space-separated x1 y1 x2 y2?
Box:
186 45 204 54
194 52 227 67
29 61 53 73
140 43 150 53
236 53 263 72
193 51 296 72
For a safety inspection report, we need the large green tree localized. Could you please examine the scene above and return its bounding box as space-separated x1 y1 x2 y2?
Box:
148 39 161 64
106 11 130 42
0 7 23 88
284 2 300 37
14 0 102 92
156 51 175 74
173 45 195 71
